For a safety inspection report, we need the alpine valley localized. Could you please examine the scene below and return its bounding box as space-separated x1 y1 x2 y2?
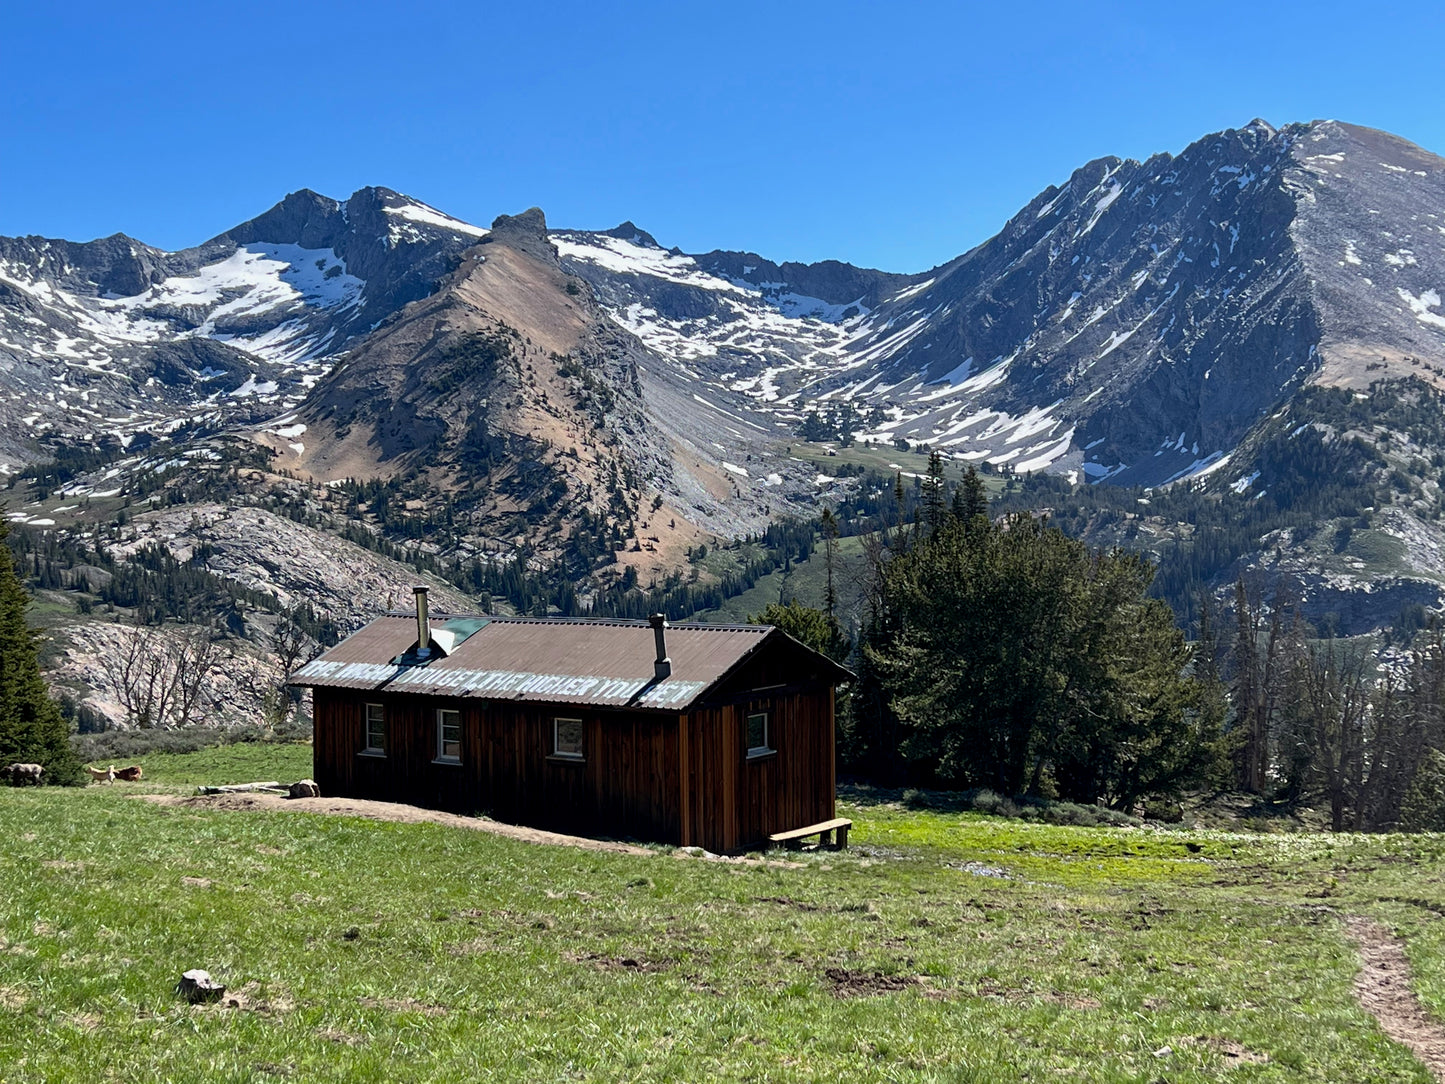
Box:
5 118 1445 726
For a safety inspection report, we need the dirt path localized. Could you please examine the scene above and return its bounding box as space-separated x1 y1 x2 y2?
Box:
1347 916 1445 1081
138 792 655 856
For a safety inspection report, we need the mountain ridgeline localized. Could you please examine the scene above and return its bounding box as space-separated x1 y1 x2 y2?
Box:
1 117 1444 653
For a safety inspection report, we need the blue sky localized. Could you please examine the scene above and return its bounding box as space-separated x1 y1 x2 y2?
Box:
4 1 1442 272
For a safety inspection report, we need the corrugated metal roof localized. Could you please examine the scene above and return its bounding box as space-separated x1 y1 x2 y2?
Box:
289 614 789 710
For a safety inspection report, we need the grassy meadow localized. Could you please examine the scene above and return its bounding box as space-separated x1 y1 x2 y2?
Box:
1 744 1442 1081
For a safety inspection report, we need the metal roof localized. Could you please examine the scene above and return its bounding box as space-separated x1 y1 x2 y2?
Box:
288 614 827 711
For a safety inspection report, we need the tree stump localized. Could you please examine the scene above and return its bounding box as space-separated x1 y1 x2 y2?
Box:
177 969 225 1003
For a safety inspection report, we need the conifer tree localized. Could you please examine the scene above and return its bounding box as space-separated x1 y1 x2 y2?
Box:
820 508 839 629
858 508 1217 806
0 524 82 784
951 465 989 526
921 451 946 536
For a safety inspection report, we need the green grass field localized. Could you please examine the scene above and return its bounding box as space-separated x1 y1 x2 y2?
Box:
695 536 872 625
2 744 1442 1081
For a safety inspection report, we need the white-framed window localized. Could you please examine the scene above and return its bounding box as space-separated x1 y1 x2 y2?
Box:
553 717 584 761
363 703 386 755
746 711 772 758
436 708 462 763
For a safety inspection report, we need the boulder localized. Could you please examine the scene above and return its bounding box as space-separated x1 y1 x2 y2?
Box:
4 763 43 786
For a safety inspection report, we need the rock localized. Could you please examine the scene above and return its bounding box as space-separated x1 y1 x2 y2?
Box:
487 207 555 262
289 779 320 799
4 763 43 786
177 969 226 1003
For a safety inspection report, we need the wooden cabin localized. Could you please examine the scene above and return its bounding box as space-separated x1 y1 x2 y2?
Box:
289 590 851 854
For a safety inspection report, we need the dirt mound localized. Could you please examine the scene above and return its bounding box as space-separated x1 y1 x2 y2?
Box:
824 968 919 999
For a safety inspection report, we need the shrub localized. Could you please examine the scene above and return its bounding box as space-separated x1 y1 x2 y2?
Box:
884 785 1143 827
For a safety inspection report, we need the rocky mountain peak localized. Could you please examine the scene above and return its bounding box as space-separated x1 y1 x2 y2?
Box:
210 187 346 251
600 221 661 248
486 207 554 262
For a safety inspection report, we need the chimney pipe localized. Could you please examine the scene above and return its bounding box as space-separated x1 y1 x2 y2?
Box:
414 585 431 659
649 613 671 680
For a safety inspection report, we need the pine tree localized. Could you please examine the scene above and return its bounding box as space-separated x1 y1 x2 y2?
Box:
951 465 989 526
0 524 82 784
921 451 946 536
866 510 1217 805
820 508 839 629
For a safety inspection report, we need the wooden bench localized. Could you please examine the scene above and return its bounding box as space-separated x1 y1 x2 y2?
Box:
769 817 852 851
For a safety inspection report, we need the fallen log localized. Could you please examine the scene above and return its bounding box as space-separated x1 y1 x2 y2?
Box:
196 782 284 795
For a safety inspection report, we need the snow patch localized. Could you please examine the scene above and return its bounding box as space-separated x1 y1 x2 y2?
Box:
1397 288 1445 330
384 201 489 238
1231 470 1261 494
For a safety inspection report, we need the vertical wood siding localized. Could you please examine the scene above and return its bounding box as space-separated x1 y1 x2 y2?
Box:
314 690 682 842
681 689 835 854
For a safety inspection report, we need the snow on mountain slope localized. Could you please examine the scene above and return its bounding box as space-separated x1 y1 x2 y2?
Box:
552 229 929 414
383 200 490 244
5 243 364 366
559 120 1445 488
2 119 1442 496
554 222 1143 479
0 187 488 461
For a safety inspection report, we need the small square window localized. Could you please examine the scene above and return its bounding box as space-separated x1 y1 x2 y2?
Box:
746 712 772 757
437 708 461 763
364 703 385 755
553 717 584 760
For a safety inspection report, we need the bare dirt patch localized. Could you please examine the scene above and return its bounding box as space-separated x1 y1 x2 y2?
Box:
448 937 498 957
824 968 920 999
195 981 294 1016
318 1027 368 1046
754 895 824 912
1347 916 1445 1081
566 951 672 974
1196 1036 1269 1065
1044 991 1101 1010
64 1012 102 1032
0 986 27 1010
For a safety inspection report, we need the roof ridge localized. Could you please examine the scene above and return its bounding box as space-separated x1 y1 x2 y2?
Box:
377 610 772 632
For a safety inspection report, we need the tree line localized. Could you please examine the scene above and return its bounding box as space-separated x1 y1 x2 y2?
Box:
1218 580 1445 831
762 449 1445 829
830 455 1221 810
